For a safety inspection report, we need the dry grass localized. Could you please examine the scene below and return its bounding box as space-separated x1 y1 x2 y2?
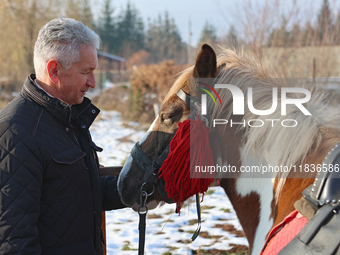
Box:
0 100 9 109
0 95 13 110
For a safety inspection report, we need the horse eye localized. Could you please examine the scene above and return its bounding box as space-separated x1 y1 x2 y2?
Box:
161 114 172 123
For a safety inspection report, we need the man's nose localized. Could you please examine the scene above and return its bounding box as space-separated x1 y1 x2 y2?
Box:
87 72 96 88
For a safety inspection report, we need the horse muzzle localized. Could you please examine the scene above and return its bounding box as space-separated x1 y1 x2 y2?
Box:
118 155 144 206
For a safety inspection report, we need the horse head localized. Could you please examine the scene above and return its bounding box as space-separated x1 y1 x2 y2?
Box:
117 44 217 210
118 43 340 254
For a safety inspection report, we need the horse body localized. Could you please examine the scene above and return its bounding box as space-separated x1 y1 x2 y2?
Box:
118 44 340 254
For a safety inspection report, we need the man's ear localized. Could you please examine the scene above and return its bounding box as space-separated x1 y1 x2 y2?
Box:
46 60 60 84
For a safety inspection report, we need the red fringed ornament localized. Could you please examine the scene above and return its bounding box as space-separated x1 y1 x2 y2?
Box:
158 118 215 213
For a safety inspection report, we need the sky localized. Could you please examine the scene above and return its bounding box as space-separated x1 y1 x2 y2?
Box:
91 0 328 48
91 0 232 47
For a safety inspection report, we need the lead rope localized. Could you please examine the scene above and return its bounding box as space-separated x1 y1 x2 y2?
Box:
191 194 202 241
138 193 202 254
138 186 149 255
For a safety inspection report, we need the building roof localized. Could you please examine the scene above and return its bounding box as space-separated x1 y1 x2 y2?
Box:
97 51 126 62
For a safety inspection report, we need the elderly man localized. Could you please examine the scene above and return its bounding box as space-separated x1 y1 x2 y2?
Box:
0 18 125 255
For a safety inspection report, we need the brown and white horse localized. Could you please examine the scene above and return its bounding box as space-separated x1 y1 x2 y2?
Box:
117 44 340 254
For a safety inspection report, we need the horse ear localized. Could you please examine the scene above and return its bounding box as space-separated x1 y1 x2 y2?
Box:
193 44 217 78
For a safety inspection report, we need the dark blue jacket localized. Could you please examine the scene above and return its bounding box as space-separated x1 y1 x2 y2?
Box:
0 74 125 254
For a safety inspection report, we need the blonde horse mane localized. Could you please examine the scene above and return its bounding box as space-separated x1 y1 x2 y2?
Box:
163 66 194 105
163 47 340 202
213 48 340 201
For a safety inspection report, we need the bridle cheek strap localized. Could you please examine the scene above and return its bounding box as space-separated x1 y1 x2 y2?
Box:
176 89 201 109
130 141 173 203
177 88 209 126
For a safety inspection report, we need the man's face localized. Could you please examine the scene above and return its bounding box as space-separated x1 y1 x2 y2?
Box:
57 45 98 105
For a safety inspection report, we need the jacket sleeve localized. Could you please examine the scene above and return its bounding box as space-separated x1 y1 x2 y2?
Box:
101 175 127 211
0 124 43 254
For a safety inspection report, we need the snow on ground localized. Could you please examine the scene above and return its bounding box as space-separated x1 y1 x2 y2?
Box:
90 111 248 255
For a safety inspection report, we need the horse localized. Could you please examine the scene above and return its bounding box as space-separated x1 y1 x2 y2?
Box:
117 44 340 254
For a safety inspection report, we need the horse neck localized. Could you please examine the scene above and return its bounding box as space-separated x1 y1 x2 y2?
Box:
211 124 275 255
272 146 331 227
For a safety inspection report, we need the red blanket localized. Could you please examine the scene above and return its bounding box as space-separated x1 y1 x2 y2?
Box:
261 210 309 255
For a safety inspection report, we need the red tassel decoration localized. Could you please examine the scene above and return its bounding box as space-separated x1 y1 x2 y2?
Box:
158 118 215 213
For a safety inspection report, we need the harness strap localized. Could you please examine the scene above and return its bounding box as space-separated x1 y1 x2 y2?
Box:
131 142 153 172
176 89 201 109
130 141 171 193
177 89 209 126
138 212 147 255
137 191 148 255
303 143 340 208
131 142 170 175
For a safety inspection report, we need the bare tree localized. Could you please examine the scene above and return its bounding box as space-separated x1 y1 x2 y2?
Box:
0 0 62 89
218 0 316 57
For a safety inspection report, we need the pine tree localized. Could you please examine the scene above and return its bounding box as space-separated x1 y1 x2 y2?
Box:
145 11 184 63
334 11 340 44
267 15 289 47
197 21 217 48
225 25 238 46
317 0 332 44
80 0 93 28
116 2 144 57
95 0 116 53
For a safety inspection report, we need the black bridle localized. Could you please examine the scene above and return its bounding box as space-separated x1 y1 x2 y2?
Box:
130 88 202 255
130 89 202 204
131 140 172 204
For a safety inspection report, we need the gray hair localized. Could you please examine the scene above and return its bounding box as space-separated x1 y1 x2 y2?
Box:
33 18 100 76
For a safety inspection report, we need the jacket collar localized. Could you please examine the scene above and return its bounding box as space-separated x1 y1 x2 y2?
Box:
22 74 100 129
